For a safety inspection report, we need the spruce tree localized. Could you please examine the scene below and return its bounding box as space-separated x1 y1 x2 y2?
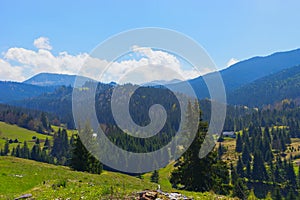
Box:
21 141 30 159
3 139 9 155
150 170 159 183
170 107 229 193
242 144 251 165
15 144 21 157
31 144 42 161
11 147 16 156
232 178 248 199
71 134 88 172
235 133 243 153
286 161 297 187
236 156 244 177
286 187 296 200
272 187 282 200
43 137 50 151
71 133 102 174
218 143 224 159
252 151 268 181
245 161 251 179
230 163 238 185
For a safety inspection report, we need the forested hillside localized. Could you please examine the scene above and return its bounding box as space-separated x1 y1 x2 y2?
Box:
228 65 300 107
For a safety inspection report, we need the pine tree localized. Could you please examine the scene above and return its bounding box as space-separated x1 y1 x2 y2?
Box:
252 151 268 181
15 144 21 157
242 144 251 165
71 133 102 174
236 156 244 177
150 170 159 183
51 128 69 164
43 137 50 151
3 139 9 155
235 133 243 153
272 187 282 200
40 112 49 130
31 144 42 161
298 165 300 188
170 107 229 193
11 147 16 156
218 143 224 159
286 187 296 200
232 178 248 199
286 161 297 187
70 134 88 172
245 161 251 179
230 163 238 186
21 141 30 159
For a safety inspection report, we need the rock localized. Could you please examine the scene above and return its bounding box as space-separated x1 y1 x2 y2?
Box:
138 190 158 200
14 193 32 200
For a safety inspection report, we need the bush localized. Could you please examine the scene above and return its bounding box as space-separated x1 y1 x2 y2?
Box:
52 179 67 189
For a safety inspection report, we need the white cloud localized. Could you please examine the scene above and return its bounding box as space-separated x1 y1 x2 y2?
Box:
33 37 52 50
0 59 24 81
1 38 210 83
226 58 239 67
4 47 89 77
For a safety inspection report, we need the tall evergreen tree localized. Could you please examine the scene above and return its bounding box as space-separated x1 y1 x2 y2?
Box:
218 143 224 159
51 128 69 164
3 139 9 155
170 107 229 193
71 132 102 174
242 144 251 165
272 187 282 200
236 156 244 177
230 163 238 186
31 144 42 161
232 178 248 199
235 133 243 153
245 161 251 179
151 170 159 183
21 141 30 159
43 137 50 151
286 161 297 188
15 144 21 157
286 187 296 200
252 151 268 181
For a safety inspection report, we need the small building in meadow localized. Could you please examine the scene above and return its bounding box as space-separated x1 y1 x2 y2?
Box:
222 131 236 138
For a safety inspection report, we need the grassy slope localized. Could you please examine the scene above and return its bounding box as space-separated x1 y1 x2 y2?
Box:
0 157 235 200
0 122 50 149
0 156 157 199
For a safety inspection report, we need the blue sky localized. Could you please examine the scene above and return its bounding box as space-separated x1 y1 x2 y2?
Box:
1 0 300 82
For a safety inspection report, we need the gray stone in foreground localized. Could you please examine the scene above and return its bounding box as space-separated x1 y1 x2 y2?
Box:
14 193 32 200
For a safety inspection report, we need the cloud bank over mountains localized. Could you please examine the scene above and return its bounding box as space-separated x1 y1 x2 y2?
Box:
0 37 210 83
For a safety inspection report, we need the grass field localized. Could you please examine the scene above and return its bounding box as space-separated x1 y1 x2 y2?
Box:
0 156 235 200
0 122 50 149
0 156 157 199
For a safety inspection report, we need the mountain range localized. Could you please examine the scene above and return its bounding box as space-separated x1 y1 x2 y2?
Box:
23 72 96 87
183 48 300 99
1 48 300 108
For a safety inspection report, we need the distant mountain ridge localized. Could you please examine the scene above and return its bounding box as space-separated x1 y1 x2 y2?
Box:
182 48 300 99
228 64 300 107
23 72 96 87
0 81 56 103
